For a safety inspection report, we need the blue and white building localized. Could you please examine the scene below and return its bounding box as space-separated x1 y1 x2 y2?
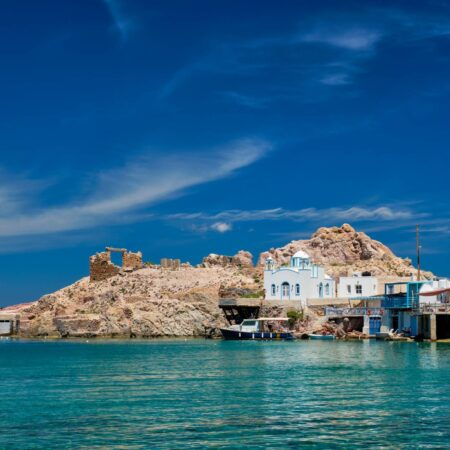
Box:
264 251 335 305
327 278 450 338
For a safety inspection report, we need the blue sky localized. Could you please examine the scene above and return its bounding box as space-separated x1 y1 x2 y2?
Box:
1 0 450 305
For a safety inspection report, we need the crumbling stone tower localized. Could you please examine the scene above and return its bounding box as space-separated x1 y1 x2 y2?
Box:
89 247 143 282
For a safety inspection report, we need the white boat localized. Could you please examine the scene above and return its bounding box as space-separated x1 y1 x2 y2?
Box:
221 318 294 340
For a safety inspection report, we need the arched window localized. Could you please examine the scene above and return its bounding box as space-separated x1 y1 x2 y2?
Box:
271 284 276 296
325 283 330 295
281 282 290 299
319 282 323 298
295 284 300 296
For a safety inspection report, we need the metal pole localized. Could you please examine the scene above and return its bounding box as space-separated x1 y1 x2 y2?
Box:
416 224 421 281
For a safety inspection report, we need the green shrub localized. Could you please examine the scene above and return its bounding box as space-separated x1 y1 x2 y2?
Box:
287 309 304 326
241 290 265 298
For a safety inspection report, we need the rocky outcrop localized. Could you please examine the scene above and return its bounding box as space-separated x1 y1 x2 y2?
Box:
18 265 259 338
258 224 432 279
201 250 254 268
233 250 254 268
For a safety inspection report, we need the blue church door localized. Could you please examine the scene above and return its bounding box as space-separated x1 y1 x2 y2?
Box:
369 317 381 335
281 282 290 300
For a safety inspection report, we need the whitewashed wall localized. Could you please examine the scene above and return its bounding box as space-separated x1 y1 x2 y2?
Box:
338 276 378 298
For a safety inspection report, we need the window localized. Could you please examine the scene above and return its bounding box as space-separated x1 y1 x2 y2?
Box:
347 285 351 294
325 284 330 295
271 284 276 296
295 284 300 295
319 283 323 298
356 284 362 294
241 320 256 326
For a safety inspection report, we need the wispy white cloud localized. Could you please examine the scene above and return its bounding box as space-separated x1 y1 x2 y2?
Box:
160 22 383 101
380 7 450 41
299 27 383 51
211 222 232 233
102 0 134 41
160 6 450 103
159 62 208 98
222 91 269 109
168 206 419 224
320 73 352 86
0 138 271 237
182 221 233 235
0 169 53 215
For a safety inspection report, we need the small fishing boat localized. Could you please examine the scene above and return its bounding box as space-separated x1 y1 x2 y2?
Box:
308 334 336 340
220 318 294 340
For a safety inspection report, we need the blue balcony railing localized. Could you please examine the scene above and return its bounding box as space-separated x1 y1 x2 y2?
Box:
382 295 420 309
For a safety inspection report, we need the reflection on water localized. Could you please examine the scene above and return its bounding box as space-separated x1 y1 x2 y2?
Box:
0 339 450 448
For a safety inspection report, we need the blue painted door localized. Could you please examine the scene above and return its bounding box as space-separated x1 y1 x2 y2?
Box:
369 317 381 335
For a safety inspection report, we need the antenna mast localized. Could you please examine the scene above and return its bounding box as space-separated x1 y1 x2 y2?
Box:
416 224 421 281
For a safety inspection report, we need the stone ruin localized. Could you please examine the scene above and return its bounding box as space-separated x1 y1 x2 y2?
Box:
90 247 143 282
160 258 181 270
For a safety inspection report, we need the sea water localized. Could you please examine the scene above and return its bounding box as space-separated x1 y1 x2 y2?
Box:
0 339 449 449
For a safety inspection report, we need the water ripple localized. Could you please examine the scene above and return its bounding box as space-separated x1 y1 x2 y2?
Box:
0 340 449 448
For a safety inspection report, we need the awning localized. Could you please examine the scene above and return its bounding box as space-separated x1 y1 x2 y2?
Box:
420 288 450 296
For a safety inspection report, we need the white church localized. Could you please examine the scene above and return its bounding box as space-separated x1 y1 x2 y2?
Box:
263 251 335 305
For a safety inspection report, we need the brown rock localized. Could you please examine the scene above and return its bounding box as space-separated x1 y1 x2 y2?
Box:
258 224 433 279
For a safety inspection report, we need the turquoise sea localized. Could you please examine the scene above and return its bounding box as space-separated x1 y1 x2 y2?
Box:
1 339 450 449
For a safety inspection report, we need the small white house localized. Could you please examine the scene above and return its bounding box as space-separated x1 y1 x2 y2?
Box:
264 251 335 305
338 273 378 298
419 278 450 304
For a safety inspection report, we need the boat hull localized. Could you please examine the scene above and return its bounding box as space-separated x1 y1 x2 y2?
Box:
220 328 294 340
308 334 335 340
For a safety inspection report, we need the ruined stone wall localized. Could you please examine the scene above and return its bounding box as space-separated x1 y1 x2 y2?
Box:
160 258 181 270
90 251 120 282
122 251 143 270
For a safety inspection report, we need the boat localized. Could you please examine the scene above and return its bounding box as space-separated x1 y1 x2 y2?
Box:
220 318 294 340
308 334 336 340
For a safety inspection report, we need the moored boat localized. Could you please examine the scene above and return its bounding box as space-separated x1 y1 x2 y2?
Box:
308 334 336 340
220 318 294 340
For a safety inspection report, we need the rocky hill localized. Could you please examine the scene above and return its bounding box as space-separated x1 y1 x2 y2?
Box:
13 223 431 338
258 223 432 279
19 265 258 338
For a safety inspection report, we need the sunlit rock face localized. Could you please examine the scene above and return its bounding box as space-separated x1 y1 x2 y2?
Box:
18 265 259 338
258 224 432 279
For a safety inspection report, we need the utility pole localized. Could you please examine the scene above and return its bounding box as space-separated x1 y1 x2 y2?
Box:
416 224 421 281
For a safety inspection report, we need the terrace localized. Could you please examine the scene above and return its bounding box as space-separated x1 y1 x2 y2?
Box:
381 281 429 309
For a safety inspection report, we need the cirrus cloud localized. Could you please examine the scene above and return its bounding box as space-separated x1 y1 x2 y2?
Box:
0 138 271 237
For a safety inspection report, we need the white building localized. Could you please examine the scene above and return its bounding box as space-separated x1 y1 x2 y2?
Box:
264 251 335 305
338 273 378 298
419 278 450 304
